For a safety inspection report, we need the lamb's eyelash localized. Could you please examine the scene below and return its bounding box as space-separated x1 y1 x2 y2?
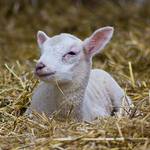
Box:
67 51 76 55
63 51 80 58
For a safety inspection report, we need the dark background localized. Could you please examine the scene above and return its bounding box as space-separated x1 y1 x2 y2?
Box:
0 0 150 78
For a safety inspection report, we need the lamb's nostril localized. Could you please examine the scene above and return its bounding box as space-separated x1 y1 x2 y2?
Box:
36 62 46 71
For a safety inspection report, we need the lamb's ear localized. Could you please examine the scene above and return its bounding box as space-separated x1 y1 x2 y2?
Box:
37 31 49 48
83 27 114 58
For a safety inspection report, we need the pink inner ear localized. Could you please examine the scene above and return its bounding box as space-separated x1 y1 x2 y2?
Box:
85 38 100 55
38 34 47 45
84 27 113 56
89 32 108 53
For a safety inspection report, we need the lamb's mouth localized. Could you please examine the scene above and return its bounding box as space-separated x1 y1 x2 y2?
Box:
36 72 56 78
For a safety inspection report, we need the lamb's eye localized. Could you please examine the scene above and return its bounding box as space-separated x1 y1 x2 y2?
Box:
67 51 76 55
63 51 78 61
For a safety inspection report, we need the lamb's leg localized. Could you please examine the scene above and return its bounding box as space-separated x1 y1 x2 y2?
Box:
106 75 133 116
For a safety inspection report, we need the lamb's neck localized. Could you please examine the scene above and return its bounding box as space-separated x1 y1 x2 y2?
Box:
54 77 88 121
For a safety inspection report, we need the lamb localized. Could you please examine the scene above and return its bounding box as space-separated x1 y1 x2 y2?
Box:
26 26 132 121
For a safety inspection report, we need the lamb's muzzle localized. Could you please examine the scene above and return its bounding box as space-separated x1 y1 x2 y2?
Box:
26 26 133 121
35 62 45 72
35 62 56 78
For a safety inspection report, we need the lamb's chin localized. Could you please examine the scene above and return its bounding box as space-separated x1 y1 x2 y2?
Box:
55 75 73 84
38 75 55 82
39 75 72 84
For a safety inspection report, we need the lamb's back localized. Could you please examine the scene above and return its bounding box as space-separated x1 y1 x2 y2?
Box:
82 69 125 121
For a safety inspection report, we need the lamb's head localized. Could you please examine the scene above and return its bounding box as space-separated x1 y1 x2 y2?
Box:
35 26 114 84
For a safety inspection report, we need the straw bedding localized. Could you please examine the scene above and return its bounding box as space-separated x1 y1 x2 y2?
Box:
0 1 150 149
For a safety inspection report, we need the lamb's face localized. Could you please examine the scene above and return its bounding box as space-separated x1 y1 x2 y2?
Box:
36 33 85 83
35 27 114 84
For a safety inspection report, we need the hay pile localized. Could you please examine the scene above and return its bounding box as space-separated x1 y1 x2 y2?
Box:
0 1 150 149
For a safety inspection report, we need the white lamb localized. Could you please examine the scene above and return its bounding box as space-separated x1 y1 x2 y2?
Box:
26 26 132 121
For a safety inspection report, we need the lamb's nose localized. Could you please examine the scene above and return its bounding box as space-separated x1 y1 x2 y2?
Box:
36 62 46 72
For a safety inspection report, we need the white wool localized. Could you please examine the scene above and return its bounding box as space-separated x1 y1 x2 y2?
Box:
26 27 132 121
83 69 132 121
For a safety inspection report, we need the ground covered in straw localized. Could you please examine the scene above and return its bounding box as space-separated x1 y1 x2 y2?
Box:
0 0 150 149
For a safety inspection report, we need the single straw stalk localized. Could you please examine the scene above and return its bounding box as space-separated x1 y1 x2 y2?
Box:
5 64 25 89
128 61 135 88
